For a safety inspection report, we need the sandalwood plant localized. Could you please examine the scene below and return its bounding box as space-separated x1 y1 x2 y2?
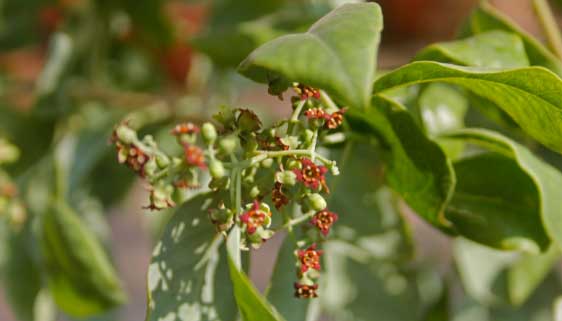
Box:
4 1 562 321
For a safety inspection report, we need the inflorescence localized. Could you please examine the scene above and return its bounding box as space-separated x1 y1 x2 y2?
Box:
112 83 346 298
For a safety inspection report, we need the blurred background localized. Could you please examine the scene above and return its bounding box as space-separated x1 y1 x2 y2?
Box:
0 0 561 320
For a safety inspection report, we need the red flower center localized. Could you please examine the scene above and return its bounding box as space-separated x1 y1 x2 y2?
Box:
311 209 339 236
294 283 319 299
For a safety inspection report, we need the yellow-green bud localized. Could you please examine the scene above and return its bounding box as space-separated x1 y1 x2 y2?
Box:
249 186 260 198
209 160 225 179
219 135 238 155
201 122 217 144
307 193 327 211
116 125 137 144
275 170 297 186
260 158 274 168
156 154 170 168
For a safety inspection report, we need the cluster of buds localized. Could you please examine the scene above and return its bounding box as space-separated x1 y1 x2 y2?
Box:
113 83 346 300
112 120 216 210
0 140 26 228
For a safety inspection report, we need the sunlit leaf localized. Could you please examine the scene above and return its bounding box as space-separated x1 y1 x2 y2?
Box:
374 61 562 154
146 193 237 321
239 3 383 109
41 200 126 317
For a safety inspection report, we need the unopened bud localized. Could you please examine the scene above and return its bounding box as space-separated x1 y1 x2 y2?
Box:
209 160 225 179
260 158 274 168
144 158 157 177
307 193 327 211
116 125 137 144
219 136 238 155
156 154 170 168
276 171 297 186
201 122 217 144
249 186 260 198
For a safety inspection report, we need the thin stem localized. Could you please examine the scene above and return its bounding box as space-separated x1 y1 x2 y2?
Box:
533 0 562 60
287 99 307 135
276 210 316 232
309 130 318 161
319 90 339 113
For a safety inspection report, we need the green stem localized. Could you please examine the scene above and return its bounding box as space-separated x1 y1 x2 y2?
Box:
309 130 318 161
287 99 307 135
319 90 339 113
276 210 316 232
533 0 562 60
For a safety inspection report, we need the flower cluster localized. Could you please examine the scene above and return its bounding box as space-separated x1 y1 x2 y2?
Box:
113 83 346 299
0 140 26 228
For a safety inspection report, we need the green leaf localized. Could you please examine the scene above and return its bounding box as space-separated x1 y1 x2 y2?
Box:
41 199 126 317
321 241 429 321
3 225 42 321
415 31 529 68
374 61 562 154
146 193 237 321
445 128 562 251
461 1 562 75
447 153 549 252
417 84 469 159
227 253 286 321
347 96 455 227
454 238 559 306
266 232 311 321
239 3 383 109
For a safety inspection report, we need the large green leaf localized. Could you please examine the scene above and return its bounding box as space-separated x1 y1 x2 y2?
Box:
454 238 559 306
239 3 382 109
266 232 312 321
415 31 529 68
347 96 455 227
417 84 469 159
3 225 42 321
445 128 562 251
460 1 562 75
447 153 549 252
227 253 286 321
146 193 237 321
374 61 562 154
41 200 126 317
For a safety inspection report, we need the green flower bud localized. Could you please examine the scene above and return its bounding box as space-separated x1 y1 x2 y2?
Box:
260 158 274 168
307 193 327 211
178 133 197 145
115 125 137 144
156 154 171 168
209 160 225 179
219 135 238 155
249 186 260 198
143 158 158 177
301 129 314 145
286 159 300 170
201 122 218 145
237 109 262 132
276 170 297 186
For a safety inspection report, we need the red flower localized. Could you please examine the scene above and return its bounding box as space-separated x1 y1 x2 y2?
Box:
293 158 329 192
295 84 321 100
304 108 327 120
298 244 323 273
294 283 319 299
171 122 200 136
311 209 339 236
124 145 149 176
271 182 289 209
325 109 347 129
183 144 206 169
240 201 272 235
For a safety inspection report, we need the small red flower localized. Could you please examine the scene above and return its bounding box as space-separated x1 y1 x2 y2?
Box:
171 122 200 136
124 145 149 176
271 182 289 209
325 109 347 129
240 201 272 235
304 108 327 120
311 209 339 236
293 158 329 192
295 84 321 100
294 283 319 299
183 144 206 169
298 244 323 273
